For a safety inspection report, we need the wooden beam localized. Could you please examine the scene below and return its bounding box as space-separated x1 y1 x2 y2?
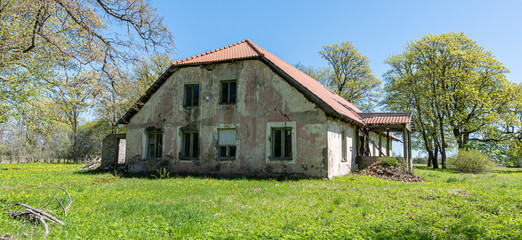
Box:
378 128 382 157
365 124 406 130
386 130 390 157
403 128 408 170
408 129 412 172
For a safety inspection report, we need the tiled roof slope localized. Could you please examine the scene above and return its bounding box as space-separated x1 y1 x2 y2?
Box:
171 40 364 124
358 113 412 125
172 40 261 65
119 40 411 127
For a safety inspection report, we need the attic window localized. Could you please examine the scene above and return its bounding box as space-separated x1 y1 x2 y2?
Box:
220 80 236 104
184 84 199 107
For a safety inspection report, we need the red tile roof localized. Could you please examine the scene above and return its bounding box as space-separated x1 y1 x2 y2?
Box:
118 40 411 130
171 40 364 124
358 113 412 125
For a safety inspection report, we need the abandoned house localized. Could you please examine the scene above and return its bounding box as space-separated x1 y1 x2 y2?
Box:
103 40 413 178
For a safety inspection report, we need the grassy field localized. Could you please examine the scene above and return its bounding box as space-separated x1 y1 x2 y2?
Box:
1 163 521 239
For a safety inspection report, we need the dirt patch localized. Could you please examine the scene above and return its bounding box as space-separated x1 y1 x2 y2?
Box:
359 161 425 182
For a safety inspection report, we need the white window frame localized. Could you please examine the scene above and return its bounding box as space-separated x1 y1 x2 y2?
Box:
341 130 347 162
266 122 297 163
181 130 199 159
142 130 163 160
217 128 237 160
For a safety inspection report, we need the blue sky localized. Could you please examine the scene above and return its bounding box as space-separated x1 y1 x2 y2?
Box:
154 0 522 85
151 0 522 157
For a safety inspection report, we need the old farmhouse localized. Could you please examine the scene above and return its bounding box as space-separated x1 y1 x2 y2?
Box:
105 40 412 178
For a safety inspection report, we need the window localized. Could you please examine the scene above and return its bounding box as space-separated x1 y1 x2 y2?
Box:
147 132 162 159
218 129 236 159
220 80 236 104
271 128 292 160
341 130 347 162
182 131 199 159
184 84 199 106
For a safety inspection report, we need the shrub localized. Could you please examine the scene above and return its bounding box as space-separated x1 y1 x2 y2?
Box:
378 157 406 168
447 150 495 173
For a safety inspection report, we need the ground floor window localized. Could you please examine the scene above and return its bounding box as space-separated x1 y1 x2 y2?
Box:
182 131 199 159
341 130 347 162
218 129 236 159
271 128 292 160
147 132 163 159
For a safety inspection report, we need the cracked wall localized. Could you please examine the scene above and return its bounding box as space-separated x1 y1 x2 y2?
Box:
125 60 329 178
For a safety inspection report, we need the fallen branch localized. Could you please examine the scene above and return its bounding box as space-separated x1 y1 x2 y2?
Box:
7 186 72 238
14 203 65 226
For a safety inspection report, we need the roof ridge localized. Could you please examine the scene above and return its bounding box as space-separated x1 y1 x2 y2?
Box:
245 39 264 57
172 40 249 65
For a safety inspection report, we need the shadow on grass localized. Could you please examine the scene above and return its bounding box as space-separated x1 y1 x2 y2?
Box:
74 167 311 182
416 164 522 174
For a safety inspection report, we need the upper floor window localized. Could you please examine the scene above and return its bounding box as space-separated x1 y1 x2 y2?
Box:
184 84 199 107
147 132 163 159
220 80 236 104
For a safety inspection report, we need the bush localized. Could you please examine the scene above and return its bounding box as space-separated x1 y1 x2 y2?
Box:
447 150 495 173
378 157 406 168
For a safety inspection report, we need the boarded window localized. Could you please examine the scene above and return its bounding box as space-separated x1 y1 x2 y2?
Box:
184 84 199 106
182 131 199 158
147 133 162 159
271 128 292 160
220 80 237 104
218 129 236 159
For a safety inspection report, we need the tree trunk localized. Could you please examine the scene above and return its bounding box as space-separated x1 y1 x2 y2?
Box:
432 144 439 169
438 115 447 169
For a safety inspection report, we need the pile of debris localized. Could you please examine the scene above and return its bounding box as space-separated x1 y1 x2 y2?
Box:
80 156 101 170
359 161 425 182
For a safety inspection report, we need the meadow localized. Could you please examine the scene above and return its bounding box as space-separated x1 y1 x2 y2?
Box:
1 163 521 239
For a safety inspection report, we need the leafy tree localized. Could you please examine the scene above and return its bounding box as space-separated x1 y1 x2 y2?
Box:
318 41 381 111
383 32 519 167
0 0 174 122
95 54 174 133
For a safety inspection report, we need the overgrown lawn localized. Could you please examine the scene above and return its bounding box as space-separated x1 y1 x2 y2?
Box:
1 163 521 239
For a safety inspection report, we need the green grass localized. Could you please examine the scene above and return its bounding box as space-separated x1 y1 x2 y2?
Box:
1 163 522 239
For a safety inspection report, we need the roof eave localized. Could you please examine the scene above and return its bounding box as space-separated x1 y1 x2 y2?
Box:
259 57 364 127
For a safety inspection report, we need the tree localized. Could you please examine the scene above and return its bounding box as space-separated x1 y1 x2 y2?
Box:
51 69 100 160
95 54 174 133
0 0 174 122
383 32 519 167
318 41 381 111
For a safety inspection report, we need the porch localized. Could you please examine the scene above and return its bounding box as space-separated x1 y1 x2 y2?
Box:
355 113 413 172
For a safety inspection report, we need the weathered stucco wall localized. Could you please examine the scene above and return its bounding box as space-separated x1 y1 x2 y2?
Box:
101 134 126 168
125 60 329 178
326 118 356 178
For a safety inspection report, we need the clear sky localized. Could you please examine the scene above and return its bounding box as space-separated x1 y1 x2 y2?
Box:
154 0 522 84
152 0 522 157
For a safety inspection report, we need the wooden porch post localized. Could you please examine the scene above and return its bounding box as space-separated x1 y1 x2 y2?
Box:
378 128 382 157
408 129 412 172
386 130 390 157
403 127 408 170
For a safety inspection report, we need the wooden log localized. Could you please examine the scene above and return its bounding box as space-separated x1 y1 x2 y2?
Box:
15 203 65 226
